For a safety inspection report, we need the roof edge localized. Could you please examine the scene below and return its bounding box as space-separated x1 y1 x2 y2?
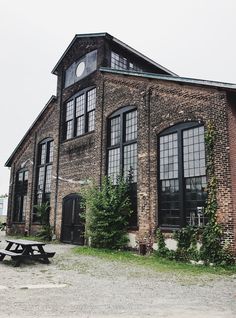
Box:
111 36 178 76
5 95 57 167
99 67 236 90
51 32 177 77
51 33 110 75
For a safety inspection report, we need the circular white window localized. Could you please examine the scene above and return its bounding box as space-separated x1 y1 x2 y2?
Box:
76 61 85 77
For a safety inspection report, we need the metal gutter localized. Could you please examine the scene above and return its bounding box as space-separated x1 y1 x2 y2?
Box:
5 95 57 167
99 67 236 91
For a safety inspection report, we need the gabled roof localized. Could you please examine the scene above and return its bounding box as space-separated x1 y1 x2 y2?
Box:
52 32 177 77
5 95 57 167
99 67 236 91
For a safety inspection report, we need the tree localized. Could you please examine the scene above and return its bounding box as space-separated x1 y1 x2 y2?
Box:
83 176 133 249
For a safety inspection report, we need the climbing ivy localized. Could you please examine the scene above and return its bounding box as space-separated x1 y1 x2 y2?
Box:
156 123 235 265
200 123 234 265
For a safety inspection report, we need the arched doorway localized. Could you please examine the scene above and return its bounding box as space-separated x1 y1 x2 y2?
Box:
61 194 84 245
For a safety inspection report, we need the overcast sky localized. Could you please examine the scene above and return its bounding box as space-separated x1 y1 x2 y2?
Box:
0 0 236 194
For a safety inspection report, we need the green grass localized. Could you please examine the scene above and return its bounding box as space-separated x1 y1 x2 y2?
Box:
73 246 236 276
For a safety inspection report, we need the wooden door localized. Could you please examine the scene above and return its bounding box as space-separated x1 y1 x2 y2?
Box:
61 194 84 245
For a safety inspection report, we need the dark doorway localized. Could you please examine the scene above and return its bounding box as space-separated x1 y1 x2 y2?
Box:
61 194 84 245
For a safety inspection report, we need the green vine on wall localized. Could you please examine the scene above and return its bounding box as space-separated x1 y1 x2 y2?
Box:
156 123 235 265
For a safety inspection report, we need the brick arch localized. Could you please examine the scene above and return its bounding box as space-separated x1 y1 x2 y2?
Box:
154 118 205 136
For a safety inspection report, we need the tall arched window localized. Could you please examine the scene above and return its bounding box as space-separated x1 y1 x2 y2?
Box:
34 138 53 222
107 106 137 227
13 169 28 222
158 122 207 228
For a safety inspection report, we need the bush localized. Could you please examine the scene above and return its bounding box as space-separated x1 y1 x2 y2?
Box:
82 176 133 249
34 202 53 241
36 224 53 241
155 229 170 258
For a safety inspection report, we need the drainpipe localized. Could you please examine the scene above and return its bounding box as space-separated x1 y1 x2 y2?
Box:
147 87 153 251
99 78 105 187
29 131 37 235
53 78 63 237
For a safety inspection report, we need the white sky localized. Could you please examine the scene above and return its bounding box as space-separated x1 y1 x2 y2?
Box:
0 0 236 194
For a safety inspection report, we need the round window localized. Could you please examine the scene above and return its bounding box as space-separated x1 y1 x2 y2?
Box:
76 61 85 77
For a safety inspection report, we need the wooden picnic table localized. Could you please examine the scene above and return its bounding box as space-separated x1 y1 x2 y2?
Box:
0 239 55 266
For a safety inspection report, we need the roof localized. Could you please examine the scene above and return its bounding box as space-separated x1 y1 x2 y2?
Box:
51 32 177 76
5 95 57 167
99 67 236 91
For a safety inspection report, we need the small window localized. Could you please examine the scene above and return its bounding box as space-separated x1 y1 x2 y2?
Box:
63 87 96 140
111 51 143 72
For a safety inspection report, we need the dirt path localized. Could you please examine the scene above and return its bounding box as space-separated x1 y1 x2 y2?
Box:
0 231 235 318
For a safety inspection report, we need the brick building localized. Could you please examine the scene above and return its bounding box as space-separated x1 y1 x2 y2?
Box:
5 33 236 254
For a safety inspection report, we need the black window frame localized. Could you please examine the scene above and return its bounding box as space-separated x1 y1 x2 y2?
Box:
110 51 143 72
107 106 138 228
13 168 28 223
63 86 96 141
158 121 207 229
33 138 53 223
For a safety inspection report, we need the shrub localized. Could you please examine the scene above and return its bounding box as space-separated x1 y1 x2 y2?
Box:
82 176 133 249
155 229 170 258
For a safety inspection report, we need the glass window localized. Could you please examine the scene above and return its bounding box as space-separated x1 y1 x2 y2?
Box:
13 169 28 222
107 107 138 227
34 138 53 222
63 87 96 140
159 123 207 228
111 51 143 72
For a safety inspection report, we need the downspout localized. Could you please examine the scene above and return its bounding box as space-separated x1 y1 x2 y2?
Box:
8 163 16 229
147 87 153 249
53 80 63 236
29 131 37 235
99 77 105 186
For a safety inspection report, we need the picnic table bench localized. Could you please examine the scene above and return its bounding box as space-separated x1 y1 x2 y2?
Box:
0 239 55 266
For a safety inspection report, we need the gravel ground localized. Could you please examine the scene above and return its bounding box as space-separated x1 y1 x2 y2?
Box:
0 231 236 318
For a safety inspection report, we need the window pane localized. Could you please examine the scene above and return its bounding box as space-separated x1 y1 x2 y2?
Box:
108 148 120 184
45 165 52 193
111 51 127 70
22 195 27 222
159 133 178 180
185 176 207 226
66 120 73 139
24 171 28 181
125 110 137 141
40 143 46 164
159 179 180 227
66 100 74 121
76 94 85 117
88 110 95 132
76 116 84 136
18 172 23 182
183 126 205 177
110 116 120 146
124 143 137 182
87 88 96 111
37 167 45 192
49 141 54 163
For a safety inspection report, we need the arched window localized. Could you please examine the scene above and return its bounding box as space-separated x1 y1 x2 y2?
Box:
34 138 53 222
63 87 96 140
158 122 207 228
13 169 28 222
107 106 137 227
